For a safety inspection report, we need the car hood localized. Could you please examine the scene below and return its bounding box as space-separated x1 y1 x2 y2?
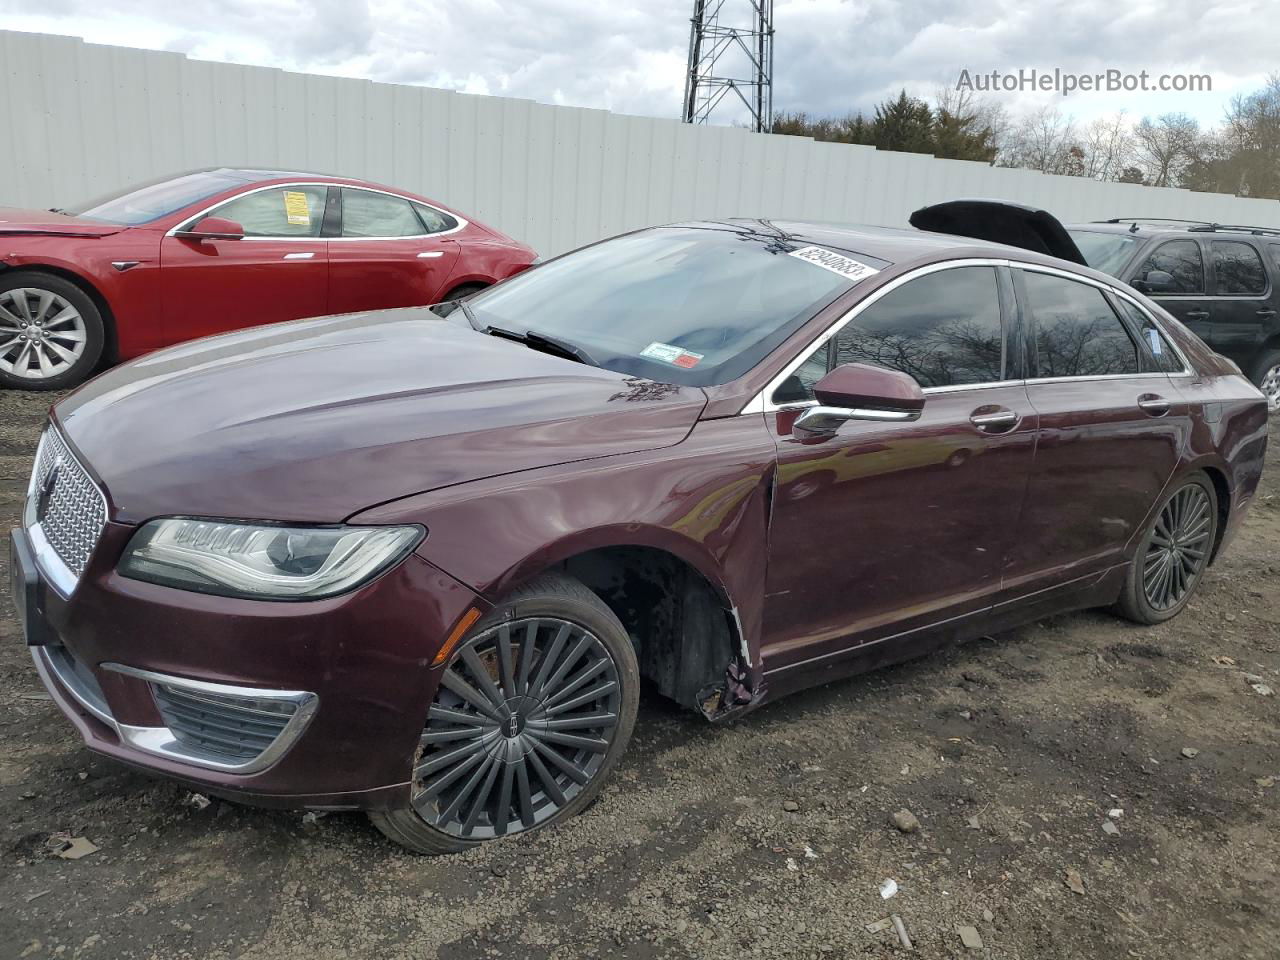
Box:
0 207 125 237
56 311 707 524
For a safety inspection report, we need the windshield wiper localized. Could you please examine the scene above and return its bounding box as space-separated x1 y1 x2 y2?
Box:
456 299 481 330
485 325 598 366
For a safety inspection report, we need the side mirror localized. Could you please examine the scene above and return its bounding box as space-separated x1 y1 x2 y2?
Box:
793 363 925 437
1133 269 1175 294
174 216 245 242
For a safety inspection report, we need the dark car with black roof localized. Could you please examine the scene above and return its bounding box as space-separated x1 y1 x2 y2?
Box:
1066 218 1280 411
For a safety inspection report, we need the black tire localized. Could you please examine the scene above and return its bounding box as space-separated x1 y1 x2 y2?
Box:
441 282 487 302
0 271 106 391
370 572 639 855
1252 347 1280 413
1113 472 1218 625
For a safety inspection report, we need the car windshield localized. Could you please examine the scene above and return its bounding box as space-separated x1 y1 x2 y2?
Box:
1067 229 1141 277
67 171 251 226
463 226 877 387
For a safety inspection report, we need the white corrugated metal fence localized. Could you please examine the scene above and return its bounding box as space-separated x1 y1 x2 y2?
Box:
3 30 1279 256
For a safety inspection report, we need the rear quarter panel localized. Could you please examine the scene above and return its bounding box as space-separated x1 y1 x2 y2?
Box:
443 235 537 291
1149 297 1270 554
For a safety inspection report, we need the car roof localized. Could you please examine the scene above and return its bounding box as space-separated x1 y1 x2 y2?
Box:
172 166 344 183
1067 220 1280 241
679 218 1023 265
675 218 1085 271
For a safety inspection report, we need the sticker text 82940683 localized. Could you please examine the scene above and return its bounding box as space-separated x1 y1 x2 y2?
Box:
788 245 879 283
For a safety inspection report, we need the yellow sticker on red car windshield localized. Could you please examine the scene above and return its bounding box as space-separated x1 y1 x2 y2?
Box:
789 245 879 282
283 191 312 226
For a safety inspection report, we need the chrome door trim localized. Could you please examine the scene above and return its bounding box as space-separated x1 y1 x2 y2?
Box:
794 404 922 434
167 181 469 241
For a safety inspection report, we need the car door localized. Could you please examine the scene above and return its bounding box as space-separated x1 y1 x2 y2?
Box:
326 187 463 313
760 263 1038 672
159 184 330 344
1205 239 1274 369
1005 266 1188 598
1127 238 1213 343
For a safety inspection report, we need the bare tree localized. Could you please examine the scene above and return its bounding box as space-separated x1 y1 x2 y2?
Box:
936 86 1010 163
1080 112 1134 181
1132 113 1200 187
999 106 1080 175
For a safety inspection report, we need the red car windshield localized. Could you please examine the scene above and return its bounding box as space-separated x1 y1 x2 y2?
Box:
67 170 254 226
464 225 883 387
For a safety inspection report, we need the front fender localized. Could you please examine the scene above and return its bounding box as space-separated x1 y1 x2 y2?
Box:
350 415 777 680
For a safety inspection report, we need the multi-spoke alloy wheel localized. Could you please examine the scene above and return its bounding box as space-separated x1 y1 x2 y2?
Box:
0 273 104 390
1115 474 1218 625
1142 484 1212 610
370 574 638 854
416 616 621 839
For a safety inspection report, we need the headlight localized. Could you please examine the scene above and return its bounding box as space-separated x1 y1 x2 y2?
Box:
119 518 423 600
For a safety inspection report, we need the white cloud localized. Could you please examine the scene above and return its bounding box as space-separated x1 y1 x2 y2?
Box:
0 0 1272 127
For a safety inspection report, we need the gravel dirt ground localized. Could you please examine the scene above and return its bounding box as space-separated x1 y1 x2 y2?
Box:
2 387 1277 960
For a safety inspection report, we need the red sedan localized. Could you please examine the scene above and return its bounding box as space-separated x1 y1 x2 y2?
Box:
0 168 538 389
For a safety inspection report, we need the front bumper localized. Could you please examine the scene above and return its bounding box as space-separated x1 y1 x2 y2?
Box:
19 520 486 810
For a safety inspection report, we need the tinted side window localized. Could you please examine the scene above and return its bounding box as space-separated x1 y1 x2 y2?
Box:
1024 272 1138 378
207 186 327 238
341 189 426 237
1211 241 1267 295
1135 240 1204 294
414 202 459 234
1116 299 1184 373
829 267 1005 389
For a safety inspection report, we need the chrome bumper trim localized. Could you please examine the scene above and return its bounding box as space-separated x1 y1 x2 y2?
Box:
32 646 319 775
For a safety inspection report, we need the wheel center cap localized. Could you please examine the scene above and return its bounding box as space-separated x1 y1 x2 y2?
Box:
504 713 526 738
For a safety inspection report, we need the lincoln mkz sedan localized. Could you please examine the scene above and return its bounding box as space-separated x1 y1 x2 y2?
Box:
10 201 1268 853
0 168 537 390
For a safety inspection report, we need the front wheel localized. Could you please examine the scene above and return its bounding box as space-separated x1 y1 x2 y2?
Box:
1113 473 1218 624
0 271 105 390
370 573 639 854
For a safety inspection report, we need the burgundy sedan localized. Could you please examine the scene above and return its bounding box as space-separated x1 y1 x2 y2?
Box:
10 207 1268 854
0 168 537 390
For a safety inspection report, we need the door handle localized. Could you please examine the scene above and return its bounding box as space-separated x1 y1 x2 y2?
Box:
283 252 315 260
417 251 445 259
1185 309 1210 320
1257 308 1277 318
969 408 1019 432
1138 394 1170 416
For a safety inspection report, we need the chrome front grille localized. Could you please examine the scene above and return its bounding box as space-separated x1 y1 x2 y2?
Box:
26 427 107 585
152 683 300 762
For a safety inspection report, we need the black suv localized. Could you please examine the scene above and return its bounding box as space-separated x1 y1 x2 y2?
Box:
1066 219 1280 411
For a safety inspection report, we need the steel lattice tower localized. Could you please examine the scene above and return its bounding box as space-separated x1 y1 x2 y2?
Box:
682 0 774 133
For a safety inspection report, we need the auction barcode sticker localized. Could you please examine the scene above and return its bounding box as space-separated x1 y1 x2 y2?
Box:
788 245 880 283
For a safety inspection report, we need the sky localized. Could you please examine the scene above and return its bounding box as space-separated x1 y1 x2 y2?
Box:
0 0 1272 130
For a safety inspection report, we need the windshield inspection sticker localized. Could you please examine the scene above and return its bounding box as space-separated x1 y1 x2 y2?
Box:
789 245 880 282
641 341 705 368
